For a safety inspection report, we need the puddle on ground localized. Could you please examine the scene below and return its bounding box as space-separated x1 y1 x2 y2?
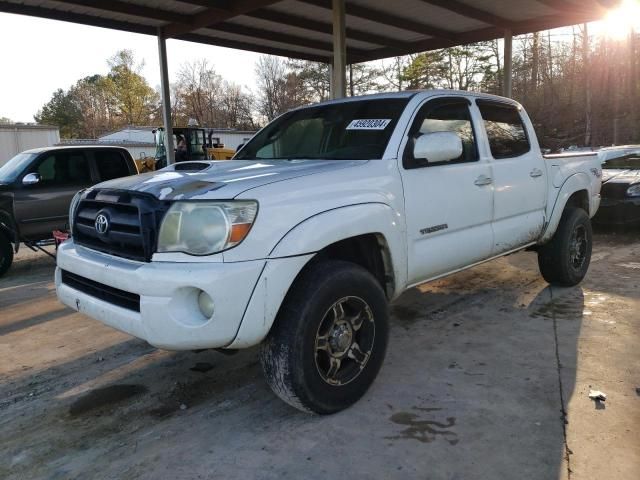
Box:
390 305 422 328
69 384 148 416
386 407 459 445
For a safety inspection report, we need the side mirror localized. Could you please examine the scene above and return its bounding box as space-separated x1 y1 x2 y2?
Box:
22 172 41 185
413 132 463 163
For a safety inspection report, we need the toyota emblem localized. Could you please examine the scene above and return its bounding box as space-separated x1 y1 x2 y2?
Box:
95 213 109 234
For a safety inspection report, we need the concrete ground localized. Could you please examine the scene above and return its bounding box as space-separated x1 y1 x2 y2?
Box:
0 230 638 480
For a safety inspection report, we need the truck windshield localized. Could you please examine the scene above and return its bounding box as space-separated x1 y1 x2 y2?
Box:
0 152 38 183
235 98 409 160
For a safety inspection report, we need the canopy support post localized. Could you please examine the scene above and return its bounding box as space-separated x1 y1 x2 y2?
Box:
503 28 513 98
157 27 175 165
331 0 347 99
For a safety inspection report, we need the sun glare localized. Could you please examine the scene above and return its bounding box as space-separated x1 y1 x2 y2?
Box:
596 0 640 40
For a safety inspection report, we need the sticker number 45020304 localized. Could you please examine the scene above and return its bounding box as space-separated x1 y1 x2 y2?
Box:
346 119 392 130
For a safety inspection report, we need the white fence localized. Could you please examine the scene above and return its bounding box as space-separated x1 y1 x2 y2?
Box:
0 125 60 165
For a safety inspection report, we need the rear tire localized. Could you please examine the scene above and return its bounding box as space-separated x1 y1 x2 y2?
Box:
260 260 389 414
0 233 14 278
538 207 592 286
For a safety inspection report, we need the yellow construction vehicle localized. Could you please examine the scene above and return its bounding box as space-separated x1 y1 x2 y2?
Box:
206 131 235 160
147 127 236 169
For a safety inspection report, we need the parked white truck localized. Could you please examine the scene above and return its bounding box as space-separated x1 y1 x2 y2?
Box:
56 91 601 414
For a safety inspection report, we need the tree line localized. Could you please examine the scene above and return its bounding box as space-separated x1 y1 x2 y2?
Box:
32 27 639 149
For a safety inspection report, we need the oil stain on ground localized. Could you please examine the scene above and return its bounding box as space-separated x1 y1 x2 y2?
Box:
386 407 459 445
69 384 148 416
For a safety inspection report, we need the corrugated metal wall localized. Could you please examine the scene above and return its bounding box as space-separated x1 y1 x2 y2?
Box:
0 126 60 165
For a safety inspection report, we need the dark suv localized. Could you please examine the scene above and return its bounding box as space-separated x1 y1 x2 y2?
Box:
0 146 138 276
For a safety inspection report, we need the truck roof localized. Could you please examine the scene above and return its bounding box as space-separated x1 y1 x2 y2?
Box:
292 89 522 110
20 145 131 154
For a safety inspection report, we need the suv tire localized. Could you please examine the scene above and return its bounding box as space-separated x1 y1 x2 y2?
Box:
0 233 14 278
260 260 389 414
538 207 592 286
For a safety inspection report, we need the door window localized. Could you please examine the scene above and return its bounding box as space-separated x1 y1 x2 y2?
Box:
95 150 131 181
34 152 91 186
404 99 478 168
477 101 530 159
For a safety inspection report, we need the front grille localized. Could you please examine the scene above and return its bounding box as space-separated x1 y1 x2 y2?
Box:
61 270 140 312
73 189 169 262
601 182 631 200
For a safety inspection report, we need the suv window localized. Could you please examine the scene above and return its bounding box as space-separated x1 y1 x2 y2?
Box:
404 98 478 168
477 101 530 158
95 150 131 181
34 151 91 186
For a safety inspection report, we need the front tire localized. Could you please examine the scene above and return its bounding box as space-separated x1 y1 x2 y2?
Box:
538 207 592 286
260 260 389 414
0 233 14 278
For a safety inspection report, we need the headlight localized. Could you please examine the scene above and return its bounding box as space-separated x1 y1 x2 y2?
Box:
626 184 640 197
68 189 84 233
157 201 258 255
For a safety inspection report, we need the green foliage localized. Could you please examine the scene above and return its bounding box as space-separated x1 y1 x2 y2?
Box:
34 88 82 138
34 50 159 138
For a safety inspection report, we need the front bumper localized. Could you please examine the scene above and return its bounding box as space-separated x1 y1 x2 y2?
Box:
592 197 640 226
55 241 265 350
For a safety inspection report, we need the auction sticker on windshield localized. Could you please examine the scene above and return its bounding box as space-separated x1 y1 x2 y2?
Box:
347 119 392 130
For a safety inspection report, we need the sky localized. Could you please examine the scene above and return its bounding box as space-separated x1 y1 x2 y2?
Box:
0 12 262 123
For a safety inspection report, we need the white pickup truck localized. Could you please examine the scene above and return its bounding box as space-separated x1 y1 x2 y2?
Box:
56 90 601 414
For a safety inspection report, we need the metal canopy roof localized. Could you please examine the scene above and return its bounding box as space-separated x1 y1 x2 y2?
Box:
0 0 618 63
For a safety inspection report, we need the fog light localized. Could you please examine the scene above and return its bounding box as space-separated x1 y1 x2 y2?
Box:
198 291 215 318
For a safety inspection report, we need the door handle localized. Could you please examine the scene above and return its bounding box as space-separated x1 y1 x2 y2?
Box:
530 168 543 178
474 175 493 186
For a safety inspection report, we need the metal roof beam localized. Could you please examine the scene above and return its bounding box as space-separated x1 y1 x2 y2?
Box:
0 1 329 62
181 33 330 62
210 22 367 60
164 0 282 37
418 0 512 28
299 0 457 40
359 12 602 61
534 0 614 15
246 8 413 51
52 0 191 24
0 1 156 35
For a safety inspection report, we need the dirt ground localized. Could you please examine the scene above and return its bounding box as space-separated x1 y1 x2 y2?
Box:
1 230 638 480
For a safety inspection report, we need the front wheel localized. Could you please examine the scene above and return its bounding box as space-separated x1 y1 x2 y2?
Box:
0 233 14 278
260 260 389 414
538 207 592 286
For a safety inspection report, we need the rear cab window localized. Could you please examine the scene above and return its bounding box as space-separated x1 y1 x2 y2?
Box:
94 149 132 181
476 100 530 159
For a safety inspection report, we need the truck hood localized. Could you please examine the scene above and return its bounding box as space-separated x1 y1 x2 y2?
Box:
601 168 640 184
92 159 366 200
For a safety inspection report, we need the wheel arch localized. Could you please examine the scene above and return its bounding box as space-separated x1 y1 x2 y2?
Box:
540 173 592 244
228 204 407 349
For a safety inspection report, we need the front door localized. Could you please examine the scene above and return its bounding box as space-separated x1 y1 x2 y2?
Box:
399 97 494 285
14 150 92 239
475 100 547 254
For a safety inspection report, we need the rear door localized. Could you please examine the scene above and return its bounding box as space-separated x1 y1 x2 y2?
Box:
399 97 494 284
14 150 93 238
475 100 547 254
93 149 136 182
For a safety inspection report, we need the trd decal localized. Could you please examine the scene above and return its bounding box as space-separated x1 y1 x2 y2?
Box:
420 224 448 235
